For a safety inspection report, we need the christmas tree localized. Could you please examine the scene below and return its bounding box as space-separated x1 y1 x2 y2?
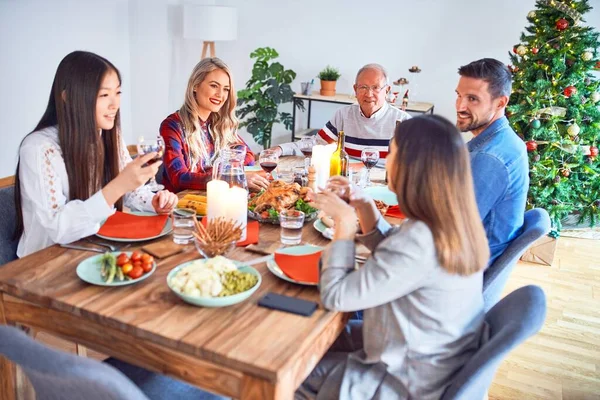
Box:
508 0 600 229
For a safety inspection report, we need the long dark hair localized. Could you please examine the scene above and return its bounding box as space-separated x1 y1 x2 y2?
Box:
389 114 489 275
14 51 123 239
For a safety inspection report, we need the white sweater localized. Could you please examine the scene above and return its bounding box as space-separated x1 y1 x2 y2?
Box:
17 126 155 257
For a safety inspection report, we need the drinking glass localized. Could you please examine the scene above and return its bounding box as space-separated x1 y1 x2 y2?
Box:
298 136 315 173
361 148 380 187
172 207 196 245
279 210 305 245
259 149 279 181
325 178 351 204
137 136 165 191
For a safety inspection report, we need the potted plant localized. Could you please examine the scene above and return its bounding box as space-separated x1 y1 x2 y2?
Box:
318 65 341 96
237 47 305 149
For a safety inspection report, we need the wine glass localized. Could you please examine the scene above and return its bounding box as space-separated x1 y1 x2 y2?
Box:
361 147 380 187
137 136 165 191
298 136 315 173
259 149 279 181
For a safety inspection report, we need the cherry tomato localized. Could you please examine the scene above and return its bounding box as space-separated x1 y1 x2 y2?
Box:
133 260 142 269
260 211 269 219
128 266 143 279
121 263 133 275
141 254 154 264
141 262 153 273
116 253 129 266
130 251 142 262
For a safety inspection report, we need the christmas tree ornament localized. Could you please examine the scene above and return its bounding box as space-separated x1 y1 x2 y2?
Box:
513 46 519 54
582 51 593 61
573 135 580 143
551 199 559 205
554 176 561 184
533 154 541 162
539 106 567 117
531 119 541 129
553 43 561 50
527 10 536 19
556 18 569 31
561 169 570 177
532 47 539 54
566 59 575 67
591 146 599 157
563 85 577 97
526 140 538 151
595 200 600 207
567 123 580 136
591 92 600 103
516 45 527 56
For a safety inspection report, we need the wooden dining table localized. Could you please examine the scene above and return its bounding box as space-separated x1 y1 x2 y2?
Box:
0 157 392 399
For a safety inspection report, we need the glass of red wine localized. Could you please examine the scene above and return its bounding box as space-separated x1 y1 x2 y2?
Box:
298 136 315 173
137 136 165 191
361 147 379 187
259 149 279 181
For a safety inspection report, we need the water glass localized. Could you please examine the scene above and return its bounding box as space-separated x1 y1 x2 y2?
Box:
279 210 305 245
172 208 196 245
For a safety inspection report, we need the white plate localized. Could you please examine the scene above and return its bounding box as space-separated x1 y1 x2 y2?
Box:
313 218 334 240
364 186 398 206
96 211 173 242
265 245 322 287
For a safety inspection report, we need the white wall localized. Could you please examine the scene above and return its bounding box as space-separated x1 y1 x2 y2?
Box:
0 0 132 177
1 0 599 177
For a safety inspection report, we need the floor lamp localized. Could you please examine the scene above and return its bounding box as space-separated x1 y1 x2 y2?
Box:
183 5 238 59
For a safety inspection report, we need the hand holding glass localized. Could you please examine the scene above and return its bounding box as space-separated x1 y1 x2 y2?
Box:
137 136 165 191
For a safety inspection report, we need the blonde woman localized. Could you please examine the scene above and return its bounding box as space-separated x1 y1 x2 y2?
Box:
303 115 490 399
160 58 269 192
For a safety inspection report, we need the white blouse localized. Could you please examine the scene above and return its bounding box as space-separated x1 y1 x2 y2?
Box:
17 126 156 257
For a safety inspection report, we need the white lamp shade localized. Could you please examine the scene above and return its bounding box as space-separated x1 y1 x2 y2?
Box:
183 5 237 41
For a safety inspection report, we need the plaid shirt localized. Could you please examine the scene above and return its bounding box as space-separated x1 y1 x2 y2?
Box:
159 112 255 192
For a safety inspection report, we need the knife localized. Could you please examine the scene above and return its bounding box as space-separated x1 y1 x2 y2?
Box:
60 244 106 253
239 255 274 266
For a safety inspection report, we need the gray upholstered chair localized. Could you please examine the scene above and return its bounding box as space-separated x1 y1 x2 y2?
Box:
483 208 551 311
442 285 547 399
0 325 225 400
0 185 19 265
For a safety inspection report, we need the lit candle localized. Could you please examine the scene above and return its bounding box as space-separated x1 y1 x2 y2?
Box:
311 144 336 190
207 180 247 242
225 186 248 242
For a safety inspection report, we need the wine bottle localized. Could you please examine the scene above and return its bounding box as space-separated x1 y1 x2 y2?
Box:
330 130 349 177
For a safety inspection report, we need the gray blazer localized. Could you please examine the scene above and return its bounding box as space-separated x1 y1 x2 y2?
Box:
320 218 488 400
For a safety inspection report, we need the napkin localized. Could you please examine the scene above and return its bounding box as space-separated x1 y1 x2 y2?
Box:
199 218 259 247
274 249 323 284
385 205 405 219
97 211 168 239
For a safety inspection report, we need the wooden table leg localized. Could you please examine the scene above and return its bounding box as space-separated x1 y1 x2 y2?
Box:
0 293 16 400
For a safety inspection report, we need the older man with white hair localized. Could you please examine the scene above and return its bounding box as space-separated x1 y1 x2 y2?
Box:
271 63 410 159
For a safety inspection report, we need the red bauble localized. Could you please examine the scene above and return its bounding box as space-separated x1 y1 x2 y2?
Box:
556 18 569 31
596 60 600 70
513 46 518 54
537 60 544 65
526 141 538 152
591 146 599 157
564 86 577 97
532 47 539 54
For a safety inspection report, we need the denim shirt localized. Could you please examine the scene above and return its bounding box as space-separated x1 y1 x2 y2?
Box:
468 116 529 265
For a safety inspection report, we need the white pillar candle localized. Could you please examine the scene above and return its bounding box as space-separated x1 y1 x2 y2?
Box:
207 180 229 222
311 144 336 190
226 186 248 242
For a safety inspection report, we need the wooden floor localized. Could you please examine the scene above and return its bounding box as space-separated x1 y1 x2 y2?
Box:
16 236 600 399
489 236 600 400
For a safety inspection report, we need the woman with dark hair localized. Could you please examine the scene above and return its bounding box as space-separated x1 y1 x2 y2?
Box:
303 115 490 399
15 51 178 257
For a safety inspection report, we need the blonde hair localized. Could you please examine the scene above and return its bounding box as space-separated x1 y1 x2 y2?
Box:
179 57 239 168
390 115 489 275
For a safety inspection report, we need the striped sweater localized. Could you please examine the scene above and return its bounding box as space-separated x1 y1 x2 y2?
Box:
280 102 410 159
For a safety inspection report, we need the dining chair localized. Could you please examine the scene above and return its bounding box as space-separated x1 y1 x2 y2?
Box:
0 325 226 400
0 185 19 266
441 285 547 399
483 208 551 311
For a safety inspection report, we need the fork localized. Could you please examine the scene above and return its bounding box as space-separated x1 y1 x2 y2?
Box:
84 238 120 252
